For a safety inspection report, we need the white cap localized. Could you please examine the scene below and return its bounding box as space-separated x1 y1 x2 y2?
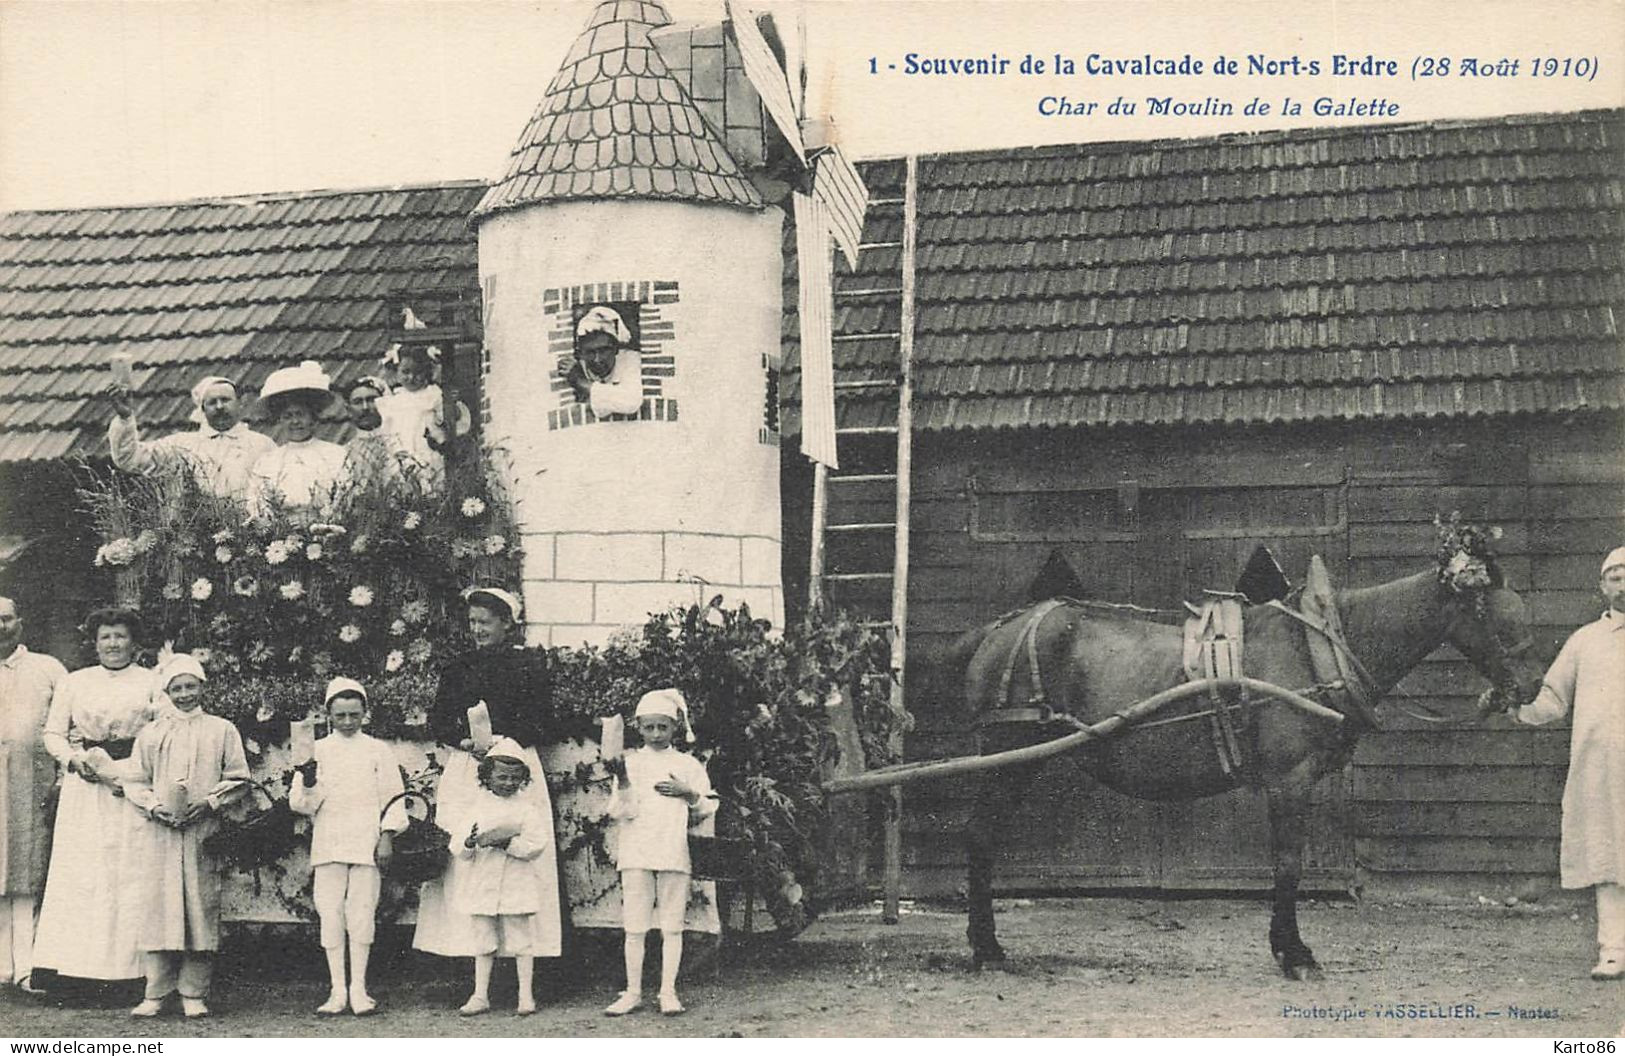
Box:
576 305 632 344
486 737 528 765
463 586 523 624
158 653 207 689
634 688 694 743
324 676 368 705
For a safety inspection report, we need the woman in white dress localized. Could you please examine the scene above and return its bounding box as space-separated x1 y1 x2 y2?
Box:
245 361 347 524
412 588 562 966
33 608 159 985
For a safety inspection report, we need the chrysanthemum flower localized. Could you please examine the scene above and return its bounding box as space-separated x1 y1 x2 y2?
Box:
280 581 306 601
461 497 487 518
349 585 374 608
385 650 405 673
338 624 362 644
191 578 214 601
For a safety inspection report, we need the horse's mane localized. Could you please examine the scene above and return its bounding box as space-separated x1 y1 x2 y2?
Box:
993 596 1188 630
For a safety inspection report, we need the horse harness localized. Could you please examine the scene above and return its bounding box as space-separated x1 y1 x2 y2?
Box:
976 558 1384 781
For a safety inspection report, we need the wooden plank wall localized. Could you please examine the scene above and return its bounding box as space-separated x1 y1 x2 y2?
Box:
874 416 1622 895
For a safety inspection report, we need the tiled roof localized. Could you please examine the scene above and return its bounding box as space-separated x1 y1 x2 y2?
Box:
0 183 484 461
473 0 762 219
782 109 1625 433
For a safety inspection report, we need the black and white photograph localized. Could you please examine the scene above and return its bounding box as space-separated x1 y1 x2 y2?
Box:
0 0 1622 1041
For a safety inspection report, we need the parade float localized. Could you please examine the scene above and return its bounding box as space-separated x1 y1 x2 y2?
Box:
79 454 900 938
70 0 891 944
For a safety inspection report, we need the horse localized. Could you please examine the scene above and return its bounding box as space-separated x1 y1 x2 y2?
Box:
946 525 1546 980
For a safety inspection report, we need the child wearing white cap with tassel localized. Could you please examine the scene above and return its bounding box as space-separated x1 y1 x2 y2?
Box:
446 737 552 1016
289 677 408 1015
603 688 716 1017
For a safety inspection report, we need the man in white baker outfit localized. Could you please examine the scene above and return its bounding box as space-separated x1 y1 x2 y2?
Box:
0 596 66 992
1511 545 1625 980
108 375 274 502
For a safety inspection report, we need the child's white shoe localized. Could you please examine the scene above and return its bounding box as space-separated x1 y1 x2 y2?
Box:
316 991 348 1015
130 998 165 1018
458 996 491 1016
350 992 378 1016
658 991 685 1016
1592 954 1624 980
603 990 643 1016
181 997 210 1019
515 997 537 1017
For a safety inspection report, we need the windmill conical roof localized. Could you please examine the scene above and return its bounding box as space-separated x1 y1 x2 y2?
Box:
473 0 764 219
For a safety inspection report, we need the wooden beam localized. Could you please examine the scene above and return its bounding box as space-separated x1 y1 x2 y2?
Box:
883 154 918 925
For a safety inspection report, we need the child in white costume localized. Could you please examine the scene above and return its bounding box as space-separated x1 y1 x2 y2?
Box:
447 738 552 1016
288 678 408 1016
603 689 716 1018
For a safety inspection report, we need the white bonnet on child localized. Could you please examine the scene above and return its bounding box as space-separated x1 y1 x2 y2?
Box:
634 688 694 743
157 652 207 690
486 737 528 764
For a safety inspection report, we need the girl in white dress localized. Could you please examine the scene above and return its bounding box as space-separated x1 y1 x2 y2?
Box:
34 608 159 985
444 738 551 1016
603 689 716 1018
288 677 408 1015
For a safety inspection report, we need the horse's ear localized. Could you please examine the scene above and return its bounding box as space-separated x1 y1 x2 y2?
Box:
1027 549 1085 602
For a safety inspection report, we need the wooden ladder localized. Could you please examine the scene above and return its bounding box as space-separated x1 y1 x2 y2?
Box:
808 155 918 924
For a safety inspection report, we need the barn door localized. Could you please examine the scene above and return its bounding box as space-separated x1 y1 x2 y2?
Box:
1155 482 1356 890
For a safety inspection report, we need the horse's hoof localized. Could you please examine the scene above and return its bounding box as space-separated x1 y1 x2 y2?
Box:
1283 962 1323 982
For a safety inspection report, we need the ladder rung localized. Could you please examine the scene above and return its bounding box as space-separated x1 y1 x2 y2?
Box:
835 287 903 298
833 379 898 390
826 572 893 582
868 197 905 206
833 332 902 342
836 426 898 435
859 240 903 249
826 522 894 533
830 472 897 484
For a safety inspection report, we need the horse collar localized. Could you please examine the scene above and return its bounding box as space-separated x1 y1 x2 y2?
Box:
1266 598 1383 729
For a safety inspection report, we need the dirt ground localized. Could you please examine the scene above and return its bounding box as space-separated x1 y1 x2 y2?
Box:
3 894 1620 1038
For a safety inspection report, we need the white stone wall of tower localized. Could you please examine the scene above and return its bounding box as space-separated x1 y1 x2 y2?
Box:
478 198 785 648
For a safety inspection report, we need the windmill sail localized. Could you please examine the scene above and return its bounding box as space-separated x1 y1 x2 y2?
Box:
795 192 838 468
728 0 806 166
813 149 869 272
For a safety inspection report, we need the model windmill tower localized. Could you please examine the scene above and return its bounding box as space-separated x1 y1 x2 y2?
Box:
474 0 866 646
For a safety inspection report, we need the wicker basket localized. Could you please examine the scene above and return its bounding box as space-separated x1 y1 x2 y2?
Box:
202 779 293 873
689 835 752 882
381 789 451 885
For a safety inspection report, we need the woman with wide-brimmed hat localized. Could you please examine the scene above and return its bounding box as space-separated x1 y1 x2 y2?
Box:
245 361 347 522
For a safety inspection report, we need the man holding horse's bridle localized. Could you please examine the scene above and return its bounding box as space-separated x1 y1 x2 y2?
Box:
1509 546 1625 981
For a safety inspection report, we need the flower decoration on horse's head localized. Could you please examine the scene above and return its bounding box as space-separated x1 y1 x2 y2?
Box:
1435 512 1504 593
